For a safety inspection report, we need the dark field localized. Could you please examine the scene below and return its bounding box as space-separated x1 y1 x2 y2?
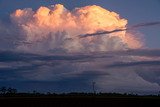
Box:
1 94 160 107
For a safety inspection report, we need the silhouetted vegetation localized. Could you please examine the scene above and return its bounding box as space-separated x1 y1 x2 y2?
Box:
0 86 160 98
0 87 17 95
0 87 160 106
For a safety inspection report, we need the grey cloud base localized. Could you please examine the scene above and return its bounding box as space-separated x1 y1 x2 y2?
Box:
0 49 160 94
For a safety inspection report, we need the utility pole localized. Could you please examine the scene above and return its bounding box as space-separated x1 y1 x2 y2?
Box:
92 82 96 94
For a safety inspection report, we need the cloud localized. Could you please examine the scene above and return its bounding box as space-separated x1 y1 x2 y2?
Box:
116 49 160 57
96 70 160 94
80 21 160 37
0 20 23 50
0 49 160 94
10 4 142 53
0 4 159 94
107 61 160 68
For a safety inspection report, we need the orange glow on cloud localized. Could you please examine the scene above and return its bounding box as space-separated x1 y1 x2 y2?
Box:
11 4 143 53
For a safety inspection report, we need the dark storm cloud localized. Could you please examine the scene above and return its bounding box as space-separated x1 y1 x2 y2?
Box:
0 51 39 62
0 50 89 62
0 80 92 93
0 49 160 93
108 60 160 68
80 70 109 76
116 49 160 57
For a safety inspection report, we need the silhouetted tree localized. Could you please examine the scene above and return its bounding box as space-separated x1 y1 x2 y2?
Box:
47 92 51 95
32 90 36 94
7 87 17 94
0 87 7 94
32 90 41 96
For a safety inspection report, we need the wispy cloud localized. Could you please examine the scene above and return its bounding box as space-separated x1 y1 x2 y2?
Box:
79 21 160 38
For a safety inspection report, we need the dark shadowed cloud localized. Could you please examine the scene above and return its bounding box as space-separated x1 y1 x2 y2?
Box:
108 61 160 68
0 49 160 94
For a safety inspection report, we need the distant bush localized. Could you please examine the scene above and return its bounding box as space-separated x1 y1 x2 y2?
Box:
0 87 17 95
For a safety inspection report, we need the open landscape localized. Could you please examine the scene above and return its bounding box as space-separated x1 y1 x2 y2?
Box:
0 0 160 106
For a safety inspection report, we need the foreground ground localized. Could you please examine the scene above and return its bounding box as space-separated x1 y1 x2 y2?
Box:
0 93 160 107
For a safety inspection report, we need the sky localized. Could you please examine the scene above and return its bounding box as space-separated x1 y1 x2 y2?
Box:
0 0 160 94
0 0 160 48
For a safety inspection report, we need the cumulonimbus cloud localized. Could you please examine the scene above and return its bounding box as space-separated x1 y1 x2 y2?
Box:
10 4 143 53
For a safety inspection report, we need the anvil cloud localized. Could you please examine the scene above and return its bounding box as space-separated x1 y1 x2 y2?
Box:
10 4 142 53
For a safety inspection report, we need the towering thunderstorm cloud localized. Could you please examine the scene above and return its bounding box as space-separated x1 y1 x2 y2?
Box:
1 4 160 93
11 4 142 53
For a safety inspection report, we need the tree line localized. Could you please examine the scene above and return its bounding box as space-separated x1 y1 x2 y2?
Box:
1 86 160 97
0 87 17 94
